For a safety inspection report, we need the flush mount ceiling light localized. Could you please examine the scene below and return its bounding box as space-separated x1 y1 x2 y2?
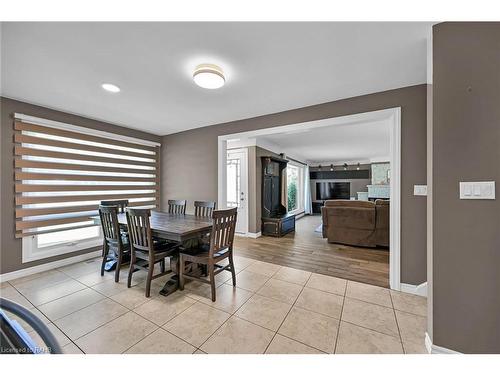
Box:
101 83 121 93
193 64 225 89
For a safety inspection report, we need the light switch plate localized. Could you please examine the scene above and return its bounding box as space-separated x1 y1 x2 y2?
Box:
413 185 427 196
459 181 495 200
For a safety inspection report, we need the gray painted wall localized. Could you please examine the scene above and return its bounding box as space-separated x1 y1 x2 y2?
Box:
0 97 161 274
432 22 500 353
161 84 428 284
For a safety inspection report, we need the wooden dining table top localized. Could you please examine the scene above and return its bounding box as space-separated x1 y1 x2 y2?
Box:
91 211 213 242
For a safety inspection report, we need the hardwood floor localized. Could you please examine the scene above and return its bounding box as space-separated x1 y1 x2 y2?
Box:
234 215 389 288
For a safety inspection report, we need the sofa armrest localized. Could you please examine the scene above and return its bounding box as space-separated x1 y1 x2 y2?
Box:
321 206 328 238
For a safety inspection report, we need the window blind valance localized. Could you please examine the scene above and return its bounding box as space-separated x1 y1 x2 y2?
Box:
14 117 160 238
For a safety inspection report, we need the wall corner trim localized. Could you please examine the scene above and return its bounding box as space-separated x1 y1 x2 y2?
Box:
0 250 101 283
425 332 461 354
400 281 428 297
247 232 262 239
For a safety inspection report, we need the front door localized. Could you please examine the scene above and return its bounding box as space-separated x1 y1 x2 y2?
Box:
226 148 248 234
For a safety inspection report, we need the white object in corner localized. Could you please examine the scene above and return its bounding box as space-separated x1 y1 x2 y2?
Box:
247 232 262 239
425 332 461 354
0 250 101 283
400 281 428 297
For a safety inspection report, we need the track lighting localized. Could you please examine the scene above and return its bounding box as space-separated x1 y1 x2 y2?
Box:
343 163 348 170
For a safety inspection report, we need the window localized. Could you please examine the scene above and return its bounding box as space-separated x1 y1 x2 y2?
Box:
226 158 241 208
15 114 160 262
287 162 305 214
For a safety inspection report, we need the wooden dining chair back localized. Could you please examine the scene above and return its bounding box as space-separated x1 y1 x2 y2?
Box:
194 201 217 217
125 208 153 252
167 199 187 214
208 208 238 258
99 205 128 282
125 208 176 297
178 207 238 301
100 199 129 213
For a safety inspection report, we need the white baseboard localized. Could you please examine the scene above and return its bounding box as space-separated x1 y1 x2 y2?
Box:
0 250 101 283
400 281 428 297
425 332 461 354
235 231 262 239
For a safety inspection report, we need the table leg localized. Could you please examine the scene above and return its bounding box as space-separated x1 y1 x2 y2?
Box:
159 255 206 297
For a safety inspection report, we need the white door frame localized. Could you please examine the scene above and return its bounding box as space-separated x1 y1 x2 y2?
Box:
218 107 401 290
226 147 249 234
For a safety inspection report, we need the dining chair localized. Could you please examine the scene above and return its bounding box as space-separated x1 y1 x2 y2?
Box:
178 207 238 302
194 201 217 217
125 208 178 297
100 199 130 256
100 199 129 213
99 205 130 282
168 199 187 214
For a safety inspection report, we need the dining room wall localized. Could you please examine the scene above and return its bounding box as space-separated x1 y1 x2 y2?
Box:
0 97 161 275
431 22 500 353
161 84 428 285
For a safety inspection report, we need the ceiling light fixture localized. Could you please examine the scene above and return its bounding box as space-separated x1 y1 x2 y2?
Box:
343 163 348 170
101 83 121 93
193 63 225 89
330 164 334 171
357 163 360 170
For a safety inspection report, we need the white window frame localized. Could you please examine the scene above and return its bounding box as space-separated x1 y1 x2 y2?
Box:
22 227 103 263
287 161 306 215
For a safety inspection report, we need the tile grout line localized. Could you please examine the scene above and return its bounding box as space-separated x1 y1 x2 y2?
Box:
262 271 311 354
194 265 282 353
389 290 405 353
125 297 201 352
332 281 347 354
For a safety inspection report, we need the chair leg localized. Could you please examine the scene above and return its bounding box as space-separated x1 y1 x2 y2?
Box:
229 253 236 286
101 243 109 276
145 259 154 298
115 251 122 283
127 252 135 288
178 256 185 291
160 259 165 273
208 264 216 302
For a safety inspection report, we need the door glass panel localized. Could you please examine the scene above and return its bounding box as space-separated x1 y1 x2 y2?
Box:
227 157 241 208
287 165 299 211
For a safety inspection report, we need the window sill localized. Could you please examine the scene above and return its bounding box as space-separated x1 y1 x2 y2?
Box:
22 236 103 263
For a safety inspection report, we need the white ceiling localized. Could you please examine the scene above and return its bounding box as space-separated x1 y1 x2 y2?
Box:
254 119 390 164
1 22 431 136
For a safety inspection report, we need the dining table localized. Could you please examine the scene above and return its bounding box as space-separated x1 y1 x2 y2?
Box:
91 210 213 296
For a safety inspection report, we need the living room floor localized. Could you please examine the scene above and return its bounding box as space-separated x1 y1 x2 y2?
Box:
234 215 390 288
1 255 426 354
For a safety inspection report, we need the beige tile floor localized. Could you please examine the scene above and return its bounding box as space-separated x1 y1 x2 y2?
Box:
0 255 428 354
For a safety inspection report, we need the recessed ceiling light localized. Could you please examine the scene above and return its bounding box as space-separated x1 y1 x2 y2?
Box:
101 83 121 93
193 64 225 89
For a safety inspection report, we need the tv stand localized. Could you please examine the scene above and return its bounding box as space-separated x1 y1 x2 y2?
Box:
312 201 324 214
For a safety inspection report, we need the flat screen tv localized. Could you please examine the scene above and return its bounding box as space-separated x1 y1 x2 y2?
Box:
316 182 350 200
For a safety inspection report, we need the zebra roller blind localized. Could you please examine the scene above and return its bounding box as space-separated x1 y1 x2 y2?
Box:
14 116 160 238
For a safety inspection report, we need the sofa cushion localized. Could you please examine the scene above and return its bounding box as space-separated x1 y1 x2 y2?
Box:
326 206 376 230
